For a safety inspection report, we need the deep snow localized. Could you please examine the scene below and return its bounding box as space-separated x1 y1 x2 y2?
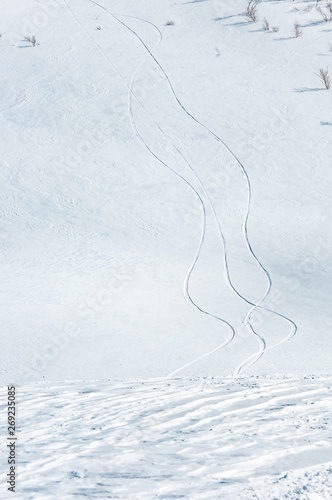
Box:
1 0 331 382
1 376 332 499
1 0 332 498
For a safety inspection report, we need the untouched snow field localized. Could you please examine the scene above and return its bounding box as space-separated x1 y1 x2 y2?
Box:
1 376 332 499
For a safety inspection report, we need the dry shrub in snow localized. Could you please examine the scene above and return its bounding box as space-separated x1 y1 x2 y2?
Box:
24 35 37 46
318 67 331 89
294 22 302 38
246 1 260 23
317 4 332 22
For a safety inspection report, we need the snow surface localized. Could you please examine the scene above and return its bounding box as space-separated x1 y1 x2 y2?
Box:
1 0 332 497
1 376 332 499
1 0 331 382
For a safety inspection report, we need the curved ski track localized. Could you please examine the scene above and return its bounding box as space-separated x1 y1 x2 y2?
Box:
125 21 237 377
63 0 298 375
89 0 298 375
62 0 236 374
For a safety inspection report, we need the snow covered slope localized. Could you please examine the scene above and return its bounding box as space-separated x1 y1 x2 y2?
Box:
0 0 331 383
0 376 331 499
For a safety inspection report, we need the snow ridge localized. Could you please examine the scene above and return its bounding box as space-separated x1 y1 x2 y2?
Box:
9 376 332 500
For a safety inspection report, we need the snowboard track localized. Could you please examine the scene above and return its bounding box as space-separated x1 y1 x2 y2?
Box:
62 0 236 375
90 0 298 375
125 20 237 377
64 0 298 375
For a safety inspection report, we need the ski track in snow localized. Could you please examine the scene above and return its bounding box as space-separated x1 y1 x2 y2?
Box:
83 0 298 376
1 2 330 496
124 18 236 376
63 0 236 374
3 376 331 499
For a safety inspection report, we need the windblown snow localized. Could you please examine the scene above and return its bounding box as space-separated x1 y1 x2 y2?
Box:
1 0 331 381
0 0 331 498
1 376 332 499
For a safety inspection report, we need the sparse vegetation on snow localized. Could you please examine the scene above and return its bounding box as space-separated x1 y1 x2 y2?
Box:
24 35 37 46
294 21 302 37
318 67 331 88
263 18 270 31
246 0 260 22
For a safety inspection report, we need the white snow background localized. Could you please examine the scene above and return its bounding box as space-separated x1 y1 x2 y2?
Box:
0 0 331 498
